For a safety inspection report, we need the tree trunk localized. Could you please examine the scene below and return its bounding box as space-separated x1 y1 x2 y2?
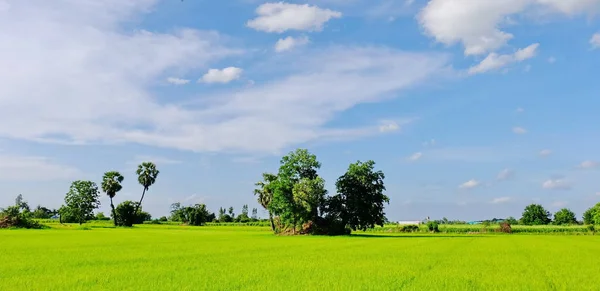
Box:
110 197 117 226
268 211 275 232
134 187 147 215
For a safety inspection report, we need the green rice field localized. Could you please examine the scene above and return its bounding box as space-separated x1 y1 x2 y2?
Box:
1 224 599 290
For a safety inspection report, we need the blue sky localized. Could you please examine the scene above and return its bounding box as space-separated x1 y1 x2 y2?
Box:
1 0 600 221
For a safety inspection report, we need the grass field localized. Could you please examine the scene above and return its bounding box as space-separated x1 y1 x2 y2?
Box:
1 224 599 290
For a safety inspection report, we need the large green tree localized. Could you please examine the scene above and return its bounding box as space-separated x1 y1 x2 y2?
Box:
520 204 551 225
135 162 159 214
268 149 325 234
170 203 213 226
101 171 124 226
583 202 600 225
328 160 389 231
553 208 577 225
115 200 151 227
254 172 278 231
64 180 101 225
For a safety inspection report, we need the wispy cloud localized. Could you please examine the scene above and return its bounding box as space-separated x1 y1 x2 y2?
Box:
497 169 514 181
0 155 81 181
542 178 572 190
491 197 512 204
577 160 598 169
407 152 423 161
459 179 480 189
512 127 527 134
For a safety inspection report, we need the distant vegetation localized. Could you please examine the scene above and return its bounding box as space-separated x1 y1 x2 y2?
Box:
2 148 600 233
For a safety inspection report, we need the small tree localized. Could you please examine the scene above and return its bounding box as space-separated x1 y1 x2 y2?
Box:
553 208 577 225
64 180 101 225
427 221 439 233
520 204 551 225
0 195 42 229
115 201 150 227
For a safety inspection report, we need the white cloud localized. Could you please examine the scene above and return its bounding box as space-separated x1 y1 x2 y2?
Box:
539 149 552 156
200 67 243 84
378 120 402 132
422 139 436 146
491 197 511 204
407 152 422 161
542 179 572 190
512 127 527 134
418 0 600 56
591 33 600 49
547 56 556 63
247 2 342 33
459 179 480 189
275 36 310 52
515 107 524 113
468 43 539 75
0 155 81 181
0 0 449 154
578 160 598 169
166 77 190 85
497 169 514 181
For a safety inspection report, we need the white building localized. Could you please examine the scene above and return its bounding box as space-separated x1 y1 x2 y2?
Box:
397 220 422 225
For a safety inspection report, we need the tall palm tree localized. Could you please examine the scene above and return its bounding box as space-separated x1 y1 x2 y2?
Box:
254 172 277 231
135 162 159 215
101 171 124 226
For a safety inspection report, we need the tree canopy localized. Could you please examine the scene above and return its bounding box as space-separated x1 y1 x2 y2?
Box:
553 208 577 225
63 180 101 225
520 204 551 225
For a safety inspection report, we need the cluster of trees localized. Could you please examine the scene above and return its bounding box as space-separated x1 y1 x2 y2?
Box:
168 203 264 226
56 162 159 227
252 149 390 235
0 195 46 228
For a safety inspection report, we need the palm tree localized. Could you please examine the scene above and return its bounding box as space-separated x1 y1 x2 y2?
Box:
254 172 277 232
101 171 124 226
134 162 159 215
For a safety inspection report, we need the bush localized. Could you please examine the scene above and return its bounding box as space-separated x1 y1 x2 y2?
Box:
0 206 44 229
159 216 168 222
497 222 512 233
115 201 150 227
427 221 439 233
587 225 595 232
399 225 420 233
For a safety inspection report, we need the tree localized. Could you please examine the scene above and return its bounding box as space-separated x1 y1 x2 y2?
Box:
228 206 235 219
520 204 551 225
115 201 151 227
0 195 42 229
268 149 324 234
135 162 159 215
64 180 101 225
251 208 258 220
254 172 278 231
327 160 389 232
583 202 600 225
101 171 124 226
170 203 212 226
553 208 577 225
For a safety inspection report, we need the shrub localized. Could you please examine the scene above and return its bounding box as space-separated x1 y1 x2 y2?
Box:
159 216 168 222
115 201 150 227
427 221 439 233
587 225 595 232
497 222 512 233
0 205 44 229
399 225 420 233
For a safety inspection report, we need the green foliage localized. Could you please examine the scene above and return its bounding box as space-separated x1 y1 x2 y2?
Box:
31 205 54 219
328 160 389 232
95 212 110 221
553 208 577 225
135 162 159 214
399 224 419 232
115 201 151 227
427 221 439 232
0 195 44 229
101 171 124 226
520 204 551 225
64 180 101 225
583 203 600 225
254 172 278 231
505 216 519 225
170 203 213 226
269 149 325 233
